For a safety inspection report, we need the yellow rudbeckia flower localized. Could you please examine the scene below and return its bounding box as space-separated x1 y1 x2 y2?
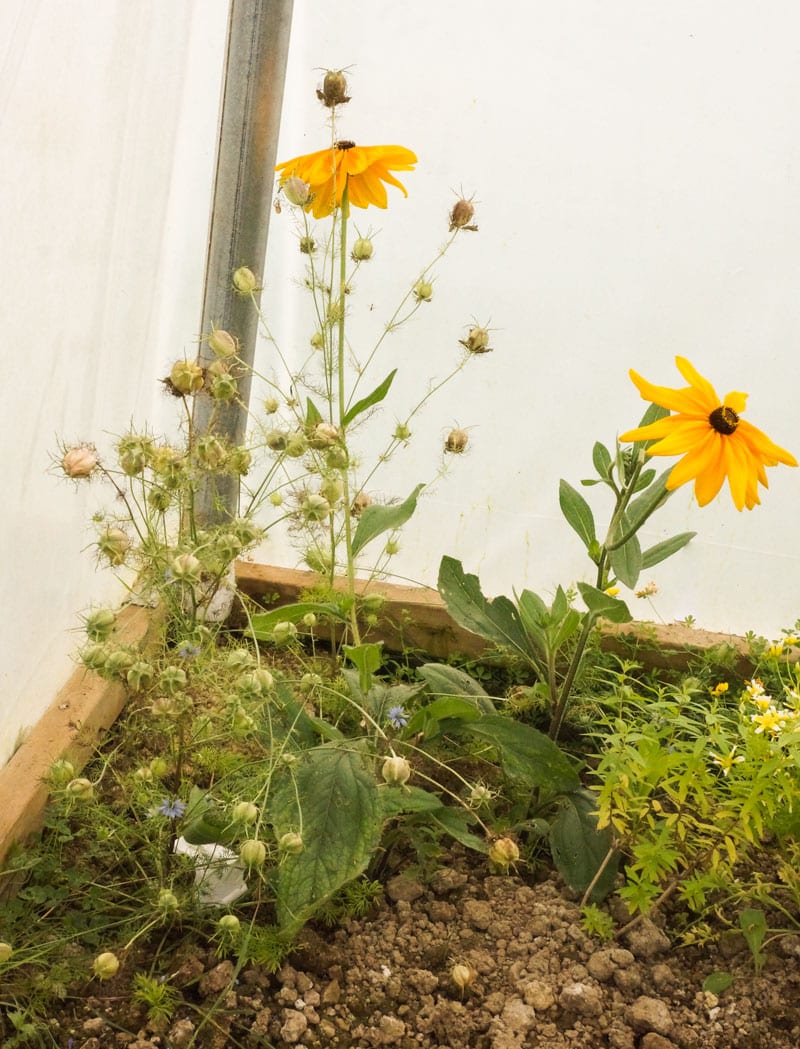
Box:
275 141 417 219
619 356 797 510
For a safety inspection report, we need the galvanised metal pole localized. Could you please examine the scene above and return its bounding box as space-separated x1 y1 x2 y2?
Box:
193 0 293 523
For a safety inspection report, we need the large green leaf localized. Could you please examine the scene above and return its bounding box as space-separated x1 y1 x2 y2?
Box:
559 479 597 551
437 556 532 659
352 483 424 557
625 468 672 533
591 441 613 482
379 786 487 853
248 602 345 640
549 788 619 900
577 583 632 624
458 714 580 794
343 369 397 427
270 748 382 933
417 663 497 714
609 528 643 589
641 531 696 569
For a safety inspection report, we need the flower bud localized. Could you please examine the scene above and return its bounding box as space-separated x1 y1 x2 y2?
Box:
97 527 131 566
217 914 240 935
282 176 311 207
159 666 187 695
170 553 202 584
0 942 13 963
393 423 411 442
278 831 304 855
488 836 520 870
310 331 325 349
85 609 116 642
413 279 434 303
66 777 94 802
233 801 258 824
208 328 238 358
449 197 477 231
92 951 120 981
382 752 411 786
385 539 400 556
445 428 469 454
352 236 374 261
317 69 350 108
239 839 266 868
127 661 155 693
264 396 280 414
300 236 316 255
157 889 179 912
459 326 492 354
272 621 298 646
233 266 258 294
269 491 284 507
169 359 204 396
62 444 98 479
451 963 477 991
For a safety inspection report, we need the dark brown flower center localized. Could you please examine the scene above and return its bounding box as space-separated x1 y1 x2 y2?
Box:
709 405 739 435
335 140 355 151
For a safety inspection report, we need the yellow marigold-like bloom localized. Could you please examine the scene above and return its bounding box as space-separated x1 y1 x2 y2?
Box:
619 357 797 511
710 682 729 697
750 707 786 736
275 141 417 219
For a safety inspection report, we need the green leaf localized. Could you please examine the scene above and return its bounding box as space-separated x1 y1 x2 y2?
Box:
379 787 488 853
641 531 696 570
592 441 613 481
559 479 597 550
248 602 345 640
417 663 497 714
703 972 736 995
428 806 488 853
181 787 236 846
577 583 632 624
379 784 444 817
437 556 532 660
609 530 643 589
343 642 384 693
343 369 397 427
275 678 344 744
632 467 656 493
270 747 382 933
549 789 619 900
352 483 424 557
626 468 672 533
305 397 323 427
458 714 580 794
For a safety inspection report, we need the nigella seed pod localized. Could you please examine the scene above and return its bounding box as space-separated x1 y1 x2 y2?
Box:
319 476 343 506
159 666 187 695
382 752 411 787
310 331 325 350
170 553 202 584
225 649 254 672
228 446 252 475
149 486 172 512
217 914 240 935
0 942 13 963
81 643 110 671
66 777 94 801
459 326 492 354
278 831 304 855
127 661 154 693
92 952 120 981
269 491 283 507
445 428 469 454
195 435 227 470
449 197 478 232
265 429 289 452
48 758 76 788
169 359 204 396
62 444 98 479
282 176 311 207
157 889 179 913
351 236 374 261
385 539 400 556
413 279 433 303
299 236 316 255
208 328 238 358
84 609 116 642
302 493 331 521
351 491 372 516
271 621 298 645
452 964 477 992
488 836 520 870
309 421 339 449
317 68 351 108
97 527 131 566
117 435 152 476
233 801 258 824
264 396 280 414
239 839 266 868
232 266 258 294
393 422 411 442
210 373 238 402
104 649 135 677
284 432 309 458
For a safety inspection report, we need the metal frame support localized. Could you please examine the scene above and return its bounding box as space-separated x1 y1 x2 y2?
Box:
193 0 293 523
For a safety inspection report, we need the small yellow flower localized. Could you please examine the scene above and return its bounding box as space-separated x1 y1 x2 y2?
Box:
710 682 729 697
619 357 797 511
745 678 766 699
604 586 620 597
750 707 786 736
710 747 745 776
766 641 785 659
275 142 417 219
635 581 658 598
783 636 799 647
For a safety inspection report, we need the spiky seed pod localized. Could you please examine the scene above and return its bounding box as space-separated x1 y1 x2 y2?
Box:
351 491 372 516
309 421 340 449
319 476 344 506
459 326 492 354
66 777 94 801
62 445 98 479
84 609 116 642
488 836 520 870
169 359 204 396
232 266 257 294
264 396 280 414
97 526 131 566
317 69 350 108
117 435 152 476
265 429 289 452
284 432 309 458
208 328 238 358
92 952 120 981
281 176 311 206
413 279 433 302
352 236 374 261
382 753 411 786
278 831 304 855
239 839 266 868
170 553 202 584
232 801 258 824
299 236 316 255
210 372 238 402
195 435 227 470
449 197 478 231
394 422 412 441
445 428 469 454
157 889 179 913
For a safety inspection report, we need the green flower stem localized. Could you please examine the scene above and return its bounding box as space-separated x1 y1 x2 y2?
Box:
548 613 595 740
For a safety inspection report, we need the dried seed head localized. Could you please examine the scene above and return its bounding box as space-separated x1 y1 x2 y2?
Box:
351 491 372 516
445 428 469 454
208 328 237 358
232 266 258 294
317 69 351 108
451 964 477 991
488 836 520 870
281 175 311 207
264 396 280 414
352 236 374 261
299 236 316 255
459 326 492 354
449 197 478 232
62 444 98 479
169 359 204 396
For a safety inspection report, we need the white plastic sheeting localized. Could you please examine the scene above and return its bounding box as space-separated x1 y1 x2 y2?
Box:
1 2 228 765
257 2 800 639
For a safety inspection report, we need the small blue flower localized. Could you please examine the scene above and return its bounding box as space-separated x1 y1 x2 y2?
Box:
176 642 201 659
158 798 186 819
387 705 408 729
